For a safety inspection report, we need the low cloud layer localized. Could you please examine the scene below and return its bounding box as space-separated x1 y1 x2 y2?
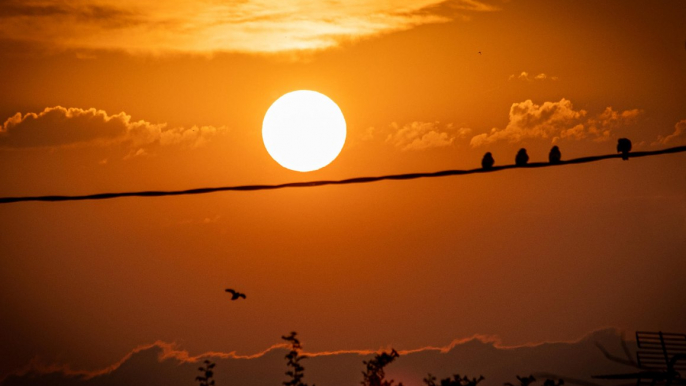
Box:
385 121 472 151
470 99 642 147
508 72 559 81
363 121 471 151
653 119 686 146
0 0 500 55
1 329 643 386
0 107 226 155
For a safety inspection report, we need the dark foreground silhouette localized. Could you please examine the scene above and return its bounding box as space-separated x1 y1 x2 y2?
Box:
195 360 216 386
275 331 686 386
275 332 587 386
1 145 684 204
282 332 312 386
592 331 686 386
3 328 678 386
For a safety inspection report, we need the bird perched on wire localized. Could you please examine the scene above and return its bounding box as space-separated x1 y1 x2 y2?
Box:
225 289 246 300
481 152 494 170
548 146 562 164
617 138 632 160
515 148 529 166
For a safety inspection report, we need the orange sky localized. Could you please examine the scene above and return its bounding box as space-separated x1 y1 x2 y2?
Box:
0 0 685 380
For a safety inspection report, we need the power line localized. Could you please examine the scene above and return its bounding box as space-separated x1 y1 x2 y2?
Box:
1 145 684 204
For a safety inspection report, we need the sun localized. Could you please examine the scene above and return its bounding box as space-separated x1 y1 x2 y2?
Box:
262 90 346 172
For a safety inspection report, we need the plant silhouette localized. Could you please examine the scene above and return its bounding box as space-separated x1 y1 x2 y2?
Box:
283 332 313 386
505 375 537 386
195 360 216 386
361 349 402 386
424 373 485 386
543 379 564 386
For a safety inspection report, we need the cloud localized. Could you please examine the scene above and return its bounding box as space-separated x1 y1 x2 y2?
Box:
448 0 501 11
653 119 686 146
580 107 642 143
0 107 227 153
385 121 471 151
0 1 139 26
469 99 642 147
2 328 643 386
508 72 559 81
0 0 501 55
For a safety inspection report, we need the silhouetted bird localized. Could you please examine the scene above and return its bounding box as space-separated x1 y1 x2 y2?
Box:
225 289 246 300
548 146 561 164
481 152 494 169
478 51 482 55
617 138 632 160
515 148 529 166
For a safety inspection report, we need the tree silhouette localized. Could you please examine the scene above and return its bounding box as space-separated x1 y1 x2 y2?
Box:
283 332 313 386
543 379 564 386
505 375 565 386
361 349 402 386
195 360 216 386
505 375 537 386
424 373 485 386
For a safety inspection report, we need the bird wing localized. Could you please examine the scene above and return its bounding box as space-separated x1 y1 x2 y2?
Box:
225 289 236 295
239 293 246 299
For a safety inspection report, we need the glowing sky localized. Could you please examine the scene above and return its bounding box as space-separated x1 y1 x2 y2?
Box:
0 0 685 382
0 0 497 54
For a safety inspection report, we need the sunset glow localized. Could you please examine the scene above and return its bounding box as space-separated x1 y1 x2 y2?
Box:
262 91 346 172
0 1 685 385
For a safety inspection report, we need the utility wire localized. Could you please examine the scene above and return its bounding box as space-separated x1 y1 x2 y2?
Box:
1 145 684 204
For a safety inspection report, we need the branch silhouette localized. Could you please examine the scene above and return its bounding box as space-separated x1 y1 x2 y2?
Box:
362 349 402 386
195 360 216 386
282 332 313 386
1 145 684 204
424 373 484 386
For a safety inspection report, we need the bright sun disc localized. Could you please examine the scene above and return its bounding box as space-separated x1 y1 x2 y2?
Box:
262 90 346 172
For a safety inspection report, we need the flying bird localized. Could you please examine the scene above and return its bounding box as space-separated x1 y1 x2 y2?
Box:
481 152 494 169
515 148 529 166
617 138 632 160
548 146 562 164
225 289 246 300
478 51 482 55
